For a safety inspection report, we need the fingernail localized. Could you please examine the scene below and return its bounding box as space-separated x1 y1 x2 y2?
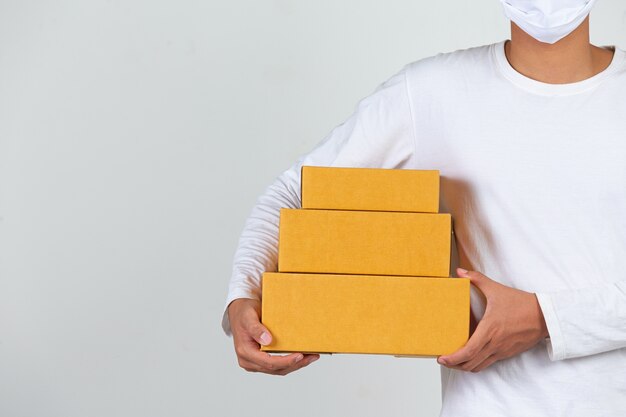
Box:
310 355 320 363
295 354 304 363
457 268 468 275
259 332 271 345
438 357 447 365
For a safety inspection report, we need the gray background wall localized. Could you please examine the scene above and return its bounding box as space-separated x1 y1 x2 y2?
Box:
0 1 624 416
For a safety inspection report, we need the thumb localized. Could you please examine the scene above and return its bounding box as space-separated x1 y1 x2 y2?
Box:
245 317 273 346
456 267 494 293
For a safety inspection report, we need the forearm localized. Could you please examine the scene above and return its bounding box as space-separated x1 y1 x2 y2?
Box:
536 279 626 360
221 169 301 334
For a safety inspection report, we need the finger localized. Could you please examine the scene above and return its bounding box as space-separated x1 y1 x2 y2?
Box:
234 320 307 372
457 268 496 295
438 319 492 366
458 340 494 372
273 354 321 376
241 310 273 346
237 357 259 373
239 340 306 372
472 353 500 372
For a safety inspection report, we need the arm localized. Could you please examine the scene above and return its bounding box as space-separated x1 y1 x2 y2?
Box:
438 268 626 373
223 64 418 374
438 268 549 373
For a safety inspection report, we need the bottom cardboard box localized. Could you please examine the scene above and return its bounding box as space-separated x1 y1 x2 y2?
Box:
260 272 470 356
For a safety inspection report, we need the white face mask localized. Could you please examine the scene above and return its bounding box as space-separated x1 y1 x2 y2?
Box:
499 0 597 44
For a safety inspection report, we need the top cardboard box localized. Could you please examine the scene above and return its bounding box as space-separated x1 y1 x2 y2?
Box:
301 165 440 213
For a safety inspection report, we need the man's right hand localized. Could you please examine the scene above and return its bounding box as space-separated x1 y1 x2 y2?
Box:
227 298 320 376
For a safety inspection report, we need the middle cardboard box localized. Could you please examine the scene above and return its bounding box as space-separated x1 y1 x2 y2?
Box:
278 208 451 277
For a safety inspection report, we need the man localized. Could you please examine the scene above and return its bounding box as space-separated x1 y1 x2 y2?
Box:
222 0 626 415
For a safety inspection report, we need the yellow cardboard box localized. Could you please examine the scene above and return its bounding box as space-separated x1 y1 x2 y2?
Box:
278 208 451 277
261 272 470 356
301 165 440 213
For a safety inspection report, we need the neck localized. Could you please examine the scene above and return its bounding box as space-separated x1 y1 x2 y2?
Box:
505 16 614 84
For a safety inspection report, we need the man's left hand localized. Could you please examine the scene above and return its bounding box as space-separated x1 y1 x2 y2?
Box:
437 267 549 373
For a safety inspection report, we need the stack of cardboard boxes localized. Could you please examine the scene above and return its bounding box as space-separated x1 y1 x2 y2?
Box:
261 166 470 356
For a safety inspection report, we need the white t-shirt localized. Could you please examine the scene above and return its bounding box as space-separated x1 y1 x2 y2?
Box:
222 40 626 416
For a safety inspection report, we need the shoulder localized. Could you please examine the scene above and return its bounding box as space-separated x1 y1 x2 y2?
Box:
403 42 499 84
359 43 501 111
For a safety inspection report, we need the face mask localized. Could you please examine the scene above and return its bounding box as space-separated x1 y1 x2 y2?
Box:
499 0 597 44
